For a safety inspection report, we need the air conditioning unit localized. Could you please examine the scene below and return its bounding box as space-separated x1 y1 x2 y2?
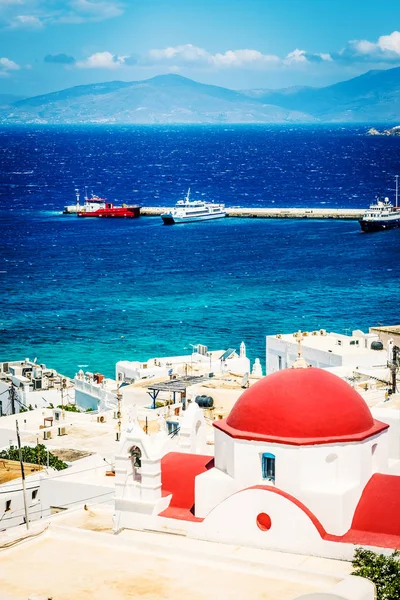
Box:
58 426 67 436
43 430 52 440
320 329 327 336
113 411 118 419
97 415 106 423
312 331 318 336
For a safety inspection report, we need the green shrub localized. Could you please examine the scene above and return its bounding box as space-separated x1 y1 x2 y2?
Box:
57 404 80 412
352 548 400 600
0 444 68 470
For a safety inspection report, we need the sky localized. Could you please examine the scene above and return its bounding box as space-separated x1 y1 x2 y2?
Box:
2 0 400 98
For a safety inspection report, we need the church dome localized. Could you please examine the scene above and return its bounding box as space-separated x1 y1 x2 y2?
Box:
214 368 388 445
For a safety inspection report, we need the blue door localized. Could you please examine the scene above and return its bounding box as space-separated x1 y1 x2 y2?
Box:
262 452 275 482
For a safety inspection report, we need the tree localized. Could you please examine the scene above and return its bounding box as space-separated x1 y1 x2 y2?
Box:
352 548 400 600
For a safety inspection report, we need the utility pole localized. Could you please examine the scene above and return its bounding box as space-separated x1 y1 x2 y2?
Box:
61 378 66 419
390 345 398 394
116 383 122 441
16 420 29 530
9 383 16 415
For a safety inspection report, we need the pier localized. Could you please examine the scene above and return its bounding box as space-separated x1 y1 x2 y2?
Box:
140 207 363 220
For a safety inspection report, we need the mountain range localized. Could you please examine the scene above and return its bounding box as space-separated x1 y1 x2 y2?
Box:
2 66 400 124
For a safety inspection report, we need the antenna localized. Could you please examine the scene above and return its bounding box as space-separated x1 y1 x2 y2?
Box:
186 187 191 203
84 186 89 202
75 188 80 207
396 175 399 209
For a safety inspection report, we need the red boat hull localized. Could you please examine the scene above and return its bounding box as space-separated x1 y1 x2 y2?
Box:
78 205 140 218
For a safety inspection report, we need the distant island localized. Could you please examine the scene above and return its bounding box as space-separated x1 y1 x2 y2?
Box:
2 64 400 124
367 126 400 136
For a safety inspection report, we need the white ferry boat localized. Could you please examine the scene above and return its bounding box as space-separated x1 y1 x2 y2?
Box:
359 176 400 232
161 189 226 225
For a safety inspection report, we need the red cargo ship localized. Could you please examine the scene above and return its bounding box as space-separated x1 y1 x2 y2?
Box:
78 202 141 218
75 190 141 218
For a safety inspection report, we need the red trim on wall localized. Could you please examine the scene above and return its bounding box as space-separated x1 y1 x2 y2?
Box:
213 418 388 446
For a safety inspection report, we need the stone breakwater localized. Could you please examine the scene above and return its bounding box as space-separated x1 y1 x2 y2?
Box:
141 207 363 220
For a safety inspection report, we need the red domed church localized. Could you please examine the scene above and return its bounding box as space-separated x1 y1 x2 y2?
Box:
115 367 400 559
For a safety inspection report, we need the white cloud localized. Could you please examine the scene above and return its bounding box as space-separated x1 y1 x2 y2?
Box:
148 44 280 69
376 31 400 54
1 0 124 27
68 0 123 20
148 44 209 64
212 49 280 67
0 56 20 75
10 14 42 27
346 31 400 61
76 51 126 69
0 57 20 69
284 49 308 64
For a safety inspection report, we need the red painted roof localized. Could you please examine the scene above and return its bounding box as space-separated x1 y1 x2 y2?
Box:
214 368 388 445
328 473 400 548
158 455 400 548
159 452 213 521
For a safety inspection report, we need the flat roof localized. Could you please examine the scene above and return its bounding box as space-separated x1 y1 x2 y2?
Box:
268 332 386 358
370 325 400 334
0 508 353 600
0 459 43 484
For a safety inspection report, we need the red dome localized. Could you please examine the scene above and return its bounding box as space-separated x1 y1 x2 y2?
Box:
214 368 388 445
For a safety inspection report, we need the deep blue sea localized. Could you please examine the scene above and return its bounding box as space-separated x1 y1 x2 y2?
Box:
1 125 400 378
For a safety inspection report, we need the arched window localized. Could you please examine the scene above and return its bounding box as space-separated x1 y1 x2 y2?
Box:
262 452 275 482
129 445 142 468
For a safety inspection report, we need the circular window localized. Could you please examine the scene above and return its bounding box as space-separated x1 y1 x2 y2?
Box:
256 513 272 531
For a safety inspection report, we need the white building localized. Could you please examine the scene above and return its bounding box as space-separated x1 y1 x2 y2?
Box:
266 329 386 374
114 365 400 560
116 342 253 383
0 359 74 416
74 370 121 412
0 407 117 529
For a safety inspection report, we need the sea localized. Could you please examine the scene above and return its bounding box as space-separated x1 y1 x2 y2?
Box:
1 124 400 378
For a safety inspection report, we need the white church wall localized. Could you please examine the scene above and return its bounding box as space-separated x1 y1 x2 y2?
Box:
371 406 400 463
194 487 330 556
214 428 235 476
204 428 389 534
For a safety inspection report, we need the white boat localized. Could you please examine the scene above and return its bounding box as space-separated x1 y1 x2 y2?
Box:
359 175 400 232
161 188 226 225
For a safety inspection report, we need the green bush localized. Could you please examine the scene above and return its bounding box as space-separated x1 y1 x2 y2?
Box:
352 548 400 600
57 404 80 412
0 444 68 470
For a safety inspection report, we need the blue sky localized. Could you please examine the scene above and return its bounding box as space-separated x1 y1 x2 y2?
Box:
2 0 400 97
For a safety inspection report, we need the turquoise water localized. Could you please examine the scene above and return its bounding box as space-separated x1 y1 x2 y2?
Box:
1 125 400 377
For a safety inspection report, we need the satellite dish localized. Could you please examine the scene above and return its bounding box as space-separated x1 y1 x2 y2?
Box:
241 372 249 388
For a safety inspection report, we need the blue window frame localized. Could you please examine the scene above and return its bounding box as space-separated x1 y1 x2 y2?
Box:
262 452 275 482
